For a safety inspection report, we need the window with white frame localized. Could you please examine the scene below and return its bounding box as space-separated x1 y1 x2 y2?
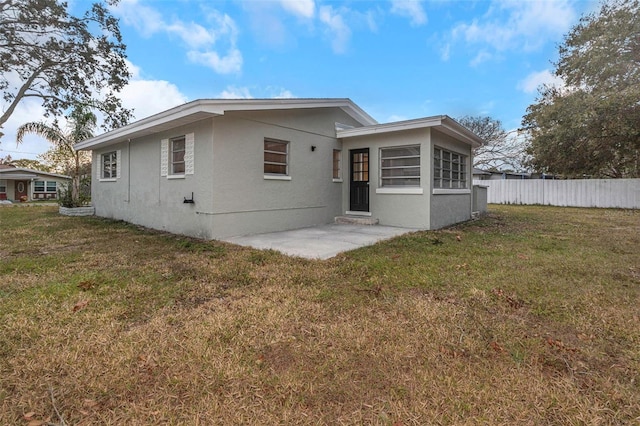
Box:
264 138 289 175
0 180 6 193
102 151 118 179
433 147 467 189
34 180 57 193
171 136 186 175
380 145 420 187
333 149 341 180
161 133 194 178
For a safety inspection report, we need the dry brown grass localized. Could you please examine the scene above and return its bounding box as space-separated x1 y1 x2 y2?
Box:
1 205 639 425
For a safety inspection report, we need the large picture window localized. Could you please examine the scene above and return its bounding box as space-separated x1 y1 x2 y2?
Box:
264 139 289 175
433 147 467 189
102 151 117 179
380 145 420 187
171 136 186 175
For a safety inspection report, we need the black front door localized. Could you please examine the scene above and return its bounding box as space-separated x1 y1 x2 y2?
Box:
349 148 369 212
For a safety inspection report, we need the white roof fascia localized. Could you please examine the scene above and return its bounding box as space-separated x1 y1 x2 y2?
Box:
338 115 483 148
0 168 70 179
75 98 377 151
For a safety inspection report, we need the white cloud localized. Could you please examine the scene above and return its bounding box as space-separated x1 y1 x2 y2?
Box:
218 86 253 99
113 0 242 74
280 0 315 18
319 6 351 54
0 61 189 160
187 49 243 75
120 82 188 121
470 50 493 67
447 0 578 64
387 114 409 123
217 85 296 99
390 0 427 26
519 69 564 94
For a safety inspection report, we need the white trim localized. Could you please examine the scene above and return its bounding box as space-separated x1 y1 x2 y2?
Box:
264 175 292 181
75 99 377 151
160 139 169 177
345 210 372 216
338 115 483 148
185 133 195 175
332 178 343 183
433 189 471 195
167 175 186 180
116 150 121 178
376 187 424 195
98 178 117 182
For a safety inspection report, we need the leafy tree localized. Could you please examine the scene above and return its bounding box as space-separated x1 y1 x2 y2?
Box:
523 0 640 178
458 115 525 171
16 106 96 206
8 158 52 171
0 0 132 140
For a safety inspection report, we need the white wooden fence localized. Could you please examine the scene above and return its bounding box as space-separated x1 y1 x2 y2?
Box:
473 179 640 209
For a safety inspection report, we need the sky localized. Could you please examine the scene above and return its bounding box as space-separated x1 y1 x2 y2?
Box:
1 0 600 162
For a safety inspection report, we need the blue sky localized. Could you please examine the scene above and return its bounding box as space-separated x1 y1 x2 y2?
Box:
2 0 599 161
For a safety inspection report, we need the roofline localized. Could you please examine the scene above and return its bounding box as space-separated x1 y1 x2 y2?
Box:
0 167 70 179
337 115 484 148
75 98 377 151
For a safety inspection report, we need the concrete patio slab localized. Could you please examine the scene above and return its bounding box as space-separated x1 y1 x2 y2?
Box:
223 223 421 260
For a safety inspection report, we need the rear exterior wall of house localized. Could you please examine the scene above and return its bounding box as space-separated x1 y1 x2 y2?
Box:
91 108 364 239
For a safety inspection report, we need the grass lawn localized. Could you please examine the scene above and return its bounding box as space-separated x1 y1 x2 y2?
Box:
1 205 638 425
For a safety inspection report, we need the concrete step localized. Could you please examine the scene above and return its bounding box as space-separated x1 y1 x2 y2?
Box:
335 215 379 225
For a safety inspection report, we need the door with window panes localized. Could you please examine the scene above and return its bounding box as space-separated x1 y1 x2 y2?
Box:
349 148 369 212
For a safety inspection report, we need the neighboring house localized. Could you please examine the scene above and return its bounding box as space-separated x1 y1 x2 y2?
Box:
0 165 70 202
473 168 557 181
75 99 483 239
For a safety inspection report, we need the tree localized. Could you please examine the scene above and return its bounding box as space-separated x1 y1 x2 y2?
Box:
0 0 132 140
8 158 52 171
522 0 640 178
16 106 96 206
458 115 525 171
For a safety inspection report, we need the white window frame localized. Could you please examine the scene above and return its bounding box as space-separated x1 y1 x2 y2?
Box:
171 136 186 176
379 145 421 188
0 180 6 193
332 149 342 182
161 133 194 179
264 138 291 180
101 151 118 180
34 180 46 192
433 146 468 191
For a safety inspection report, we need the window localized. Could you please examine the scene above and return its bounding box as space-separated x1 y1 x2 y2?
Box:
433 147 467 189
33 180 57 192
161 134 194 177
0 180 6 193
102 151 118 179
264 139 289 175
380 145 420 187
333 149 341 180
171 136 186 175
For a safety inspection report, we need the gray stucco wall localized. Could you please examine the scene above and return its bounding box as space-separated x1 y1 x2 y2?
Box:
429 129 473 229
340 128 431 229
91 108 363 239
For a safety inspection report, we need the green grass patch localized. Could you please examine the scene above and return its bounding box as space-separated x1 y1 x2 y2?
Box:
1 205 639 424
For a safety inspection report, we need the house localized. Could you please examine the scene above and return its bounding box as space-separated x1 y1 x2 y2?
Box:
75 99 483 239
0 165 70 202
473 168 531 180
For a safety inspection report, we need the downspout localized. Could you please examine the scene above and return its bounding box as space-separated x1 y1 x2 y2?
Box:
127 138 131 203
